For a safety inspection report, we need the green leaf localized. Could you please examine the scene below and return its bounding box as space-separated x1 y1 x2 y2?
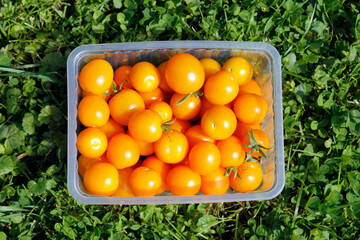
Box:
22 113 35 135
0 52 11 67
347 171 360 196
40 52 66 72
0 231 6 240
0 155 15 176
347 110 360 136
113 0 122 8
325 191 343 206
28 177 47 196
0 124 25 153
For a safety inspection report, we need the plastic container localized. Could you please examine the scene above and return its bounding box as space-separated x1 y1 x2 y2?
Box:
67 41 285 205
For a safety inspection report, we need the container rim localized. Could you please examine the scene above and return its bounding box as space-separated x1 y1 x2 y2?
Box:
67 41 285 205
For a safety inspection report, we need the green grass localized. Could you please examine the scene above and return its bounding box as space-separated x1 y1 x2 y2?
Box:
1 0 360 239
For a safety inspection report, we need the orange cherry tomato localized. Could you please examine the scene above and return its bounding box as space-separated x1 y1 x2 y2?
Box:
138 87 164 108
83 162 119 196
233 121 262 140
128 109 163 143
188 141 221 175
199 58 221 80
170 93 201 121
76 128 108 158
129 166 161 196
148 101 173 122
98 118 125 140
237 79 262 96
170 156 189 168
166 165 201 196
106 133 140 169
204 71 239 105
81 80 116 102
185 125 216 148
216 135 245 168
222 57 253 86
154 131 189 164
169 118 191 134
199 97 232 117
200 167 230 195
128 131 154 156
112 167 135 197
108 89 145 126
157 61 173 93
201 105 237 140
165 53 205 94
77 94 110 127
79 59 114 95
114 65 133 89
233 93 268 125
229 161 263 193
142 156 172 194
77 154 105 176
129 61 160 93
241 129 270 158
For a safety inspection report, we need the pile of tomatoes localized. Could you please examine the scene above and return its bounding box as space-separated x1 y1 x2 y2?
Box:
76 53 270 197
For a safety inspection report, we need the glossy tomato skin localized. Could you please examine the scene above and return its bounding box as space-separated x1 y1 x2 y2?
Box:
169 119 191 134
138 87 164 108
142 156 172 194
229 161 263 193
128 110 163 143
81 80 116 102
98 118 125 140
222 57 253 86
79 59 114 95
241 129 270 158
77 94 110 127
83 162 119 196
217 135 246 168
185 125 216 148
154 131 189 164
114 65 133 89
112 167 135 197
129 166 161 196
77 154 104 176
129 61 160 93
76 128 108 158
233 93 268 125
157 61 173 93
204 71 239 105
148 101 173 122
199 96 232 118
199 58 221 80
201 105 237 140
200 167 230 195
237 79 262 96
188 142 221 175
165 53 205 94
233 121 262 140
108 89 145 126
166 165 201 196
128 131 154 156
106 133 140 169
170 93 201 121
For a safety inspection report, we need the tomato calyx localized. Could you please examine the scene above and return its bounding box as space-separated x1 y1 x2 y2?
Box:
174 90 203 106
161 118 175 140
225 167 243 180
242 129 270 161
103 80 129 98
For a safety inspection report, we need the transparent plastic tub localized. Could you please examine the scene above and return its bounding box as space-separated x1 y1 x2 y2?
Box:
67 41 284 205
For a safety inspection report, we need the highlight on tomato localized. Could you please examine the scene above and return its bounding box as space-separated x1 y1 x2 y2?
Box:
79 59 114 95
165 53 205 94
